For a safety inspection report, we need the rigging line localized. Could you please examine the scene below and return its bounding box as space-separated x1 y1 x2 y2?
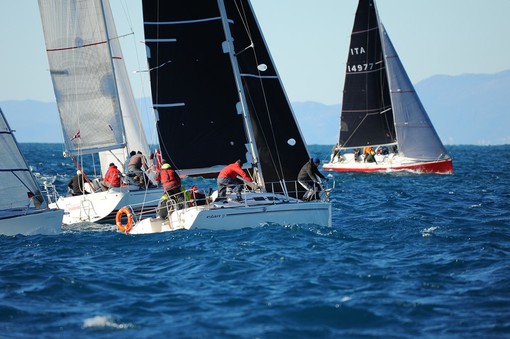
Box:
231 2 258 70
235 42 254 56
118 0 135 33
155 124 179 172
234 0 254 44
108 32 134 42
134 60 172 73
341 114 369 146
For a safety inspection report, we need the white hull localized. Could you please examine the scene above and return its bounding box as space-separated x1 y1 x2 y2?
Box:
0 208 63 236
127 192 331 234
51 186 163 225
323 153 453 174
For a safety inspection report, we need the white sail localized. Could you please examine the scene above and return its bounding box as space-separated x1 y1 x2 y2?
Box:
99 0 151 176
38 0 126 159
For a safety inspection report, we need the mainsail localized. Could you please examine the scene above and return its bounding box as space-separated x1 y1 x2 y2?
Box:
38 0 125 157
339 0 395 149
142 0 309 186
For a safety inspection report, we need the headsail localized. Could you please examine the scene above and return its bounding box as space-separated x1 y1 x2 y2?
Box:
224 0 310 185
381 25 449 160
100 0 151 174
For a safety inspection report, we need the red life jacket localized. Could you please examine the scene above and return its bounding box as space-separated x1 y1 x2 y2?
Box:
108 167 121 187
159 169 181 191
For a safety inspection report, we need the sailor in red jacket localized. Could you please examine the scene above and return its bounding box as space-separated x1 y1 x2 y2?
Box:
216 159 252 202
155 162 184 209
155 163 181 194
100 163 121 191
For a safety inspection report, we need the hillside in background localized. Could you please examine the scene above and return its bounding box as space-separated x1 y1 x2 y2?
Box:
1 70 509 145
416 70 510 145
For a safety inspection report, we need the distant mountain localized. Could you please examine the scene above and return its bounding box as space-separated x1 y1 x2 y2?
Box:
1 100 61 143
295 70 510 146
1 70 509 145
415 70 510 145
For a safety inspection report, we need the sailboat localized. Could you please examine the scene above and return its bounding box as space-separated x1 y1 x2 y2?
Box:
124 0 332 234
37 0 163 225
0 108 63 236
323 0 453 174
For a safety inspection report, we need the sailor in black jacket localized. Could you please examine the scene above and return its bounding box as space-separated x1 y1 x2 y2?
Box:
297 158 327 201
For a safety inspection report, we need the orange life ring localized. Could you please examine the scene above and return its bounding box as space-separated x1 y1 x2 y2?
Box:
116 207 133 233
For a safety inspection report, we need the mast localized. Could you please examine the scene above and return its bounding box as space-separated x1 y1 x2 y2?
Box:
217 0 265 188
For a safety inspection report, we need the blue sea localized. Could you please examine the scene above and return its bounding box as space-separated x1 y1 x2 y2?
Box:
1 144 509 338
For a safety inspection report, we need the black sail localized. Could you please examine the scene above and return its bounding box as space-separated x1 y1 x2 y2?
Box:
224 0 309 184
339 0 395 148
142 0 309 187
142 2 247 173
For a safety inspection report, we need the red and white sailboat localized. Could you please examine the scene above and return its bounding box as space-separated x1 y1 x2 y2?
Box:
323 0 452 174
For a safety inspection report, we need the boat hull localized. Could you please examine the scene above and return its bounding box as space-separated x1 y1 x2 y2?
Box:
0 208 63 236
127 194 332 234
323 154 453 174
50 186 163 225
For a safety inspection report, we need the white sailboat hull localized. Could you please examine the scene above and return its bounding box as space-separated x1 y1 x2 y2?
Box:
0 208 64 236
127 193 331 234
51 186 163 225
324 153 453 174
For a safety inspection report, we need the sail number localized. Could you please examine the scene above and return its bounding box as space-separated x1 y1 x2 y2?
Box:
348 63 374 72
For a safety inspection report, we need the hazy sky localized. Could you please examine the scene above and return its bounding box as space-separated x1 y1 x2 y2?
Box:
1 0 509 105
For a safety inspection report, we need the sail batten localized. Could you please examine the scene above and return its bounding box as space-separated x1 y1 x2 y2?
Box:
240 74 279 79
46 40 108 52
